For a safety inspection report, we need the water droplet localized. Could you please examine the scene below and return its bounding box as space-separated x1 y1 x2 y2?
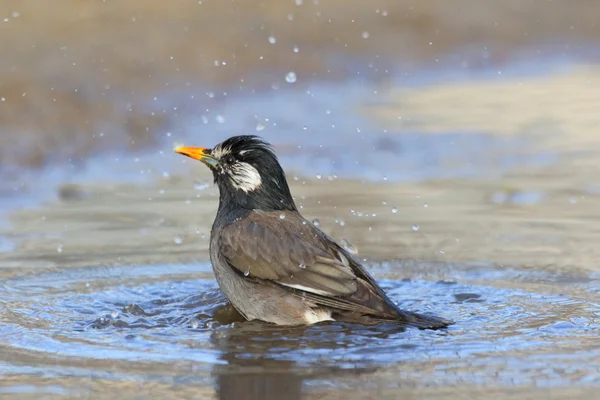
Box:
423 203 429 208
302 221 307 225
295 0 303 5
341 239 358 255
412 224 420 231
173 235 183 245
339 220 345 227
216 114 226 124
268 36 276 44
391 207 398 213
312 219 320 227
244 270 250 276
194 182 209 191
362 31 370 39
111 310 119 319
256 122 266 131
293 45 299 53
279 214 286 219
191 319 199 329
85 282 90 288
285 71 297 83
316 174 322 179
299 263 306 269
56 244 63 253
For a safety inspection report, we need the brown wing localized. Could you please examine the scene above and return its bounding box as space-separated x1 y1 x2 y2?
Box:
217 210 401 318
218 210 357 297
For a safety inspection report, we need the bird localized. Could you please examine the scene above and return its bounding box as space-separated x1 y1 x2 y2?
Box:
174 135 452 329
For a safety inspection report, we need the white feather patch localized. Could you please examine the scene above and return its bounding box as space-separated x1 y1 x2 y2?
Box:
229 161 262 193
303 308 333 324
281 283 332 297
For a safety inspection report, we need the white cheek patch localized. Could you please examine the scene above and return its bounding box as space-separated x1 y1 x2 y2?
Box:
229 162 262 193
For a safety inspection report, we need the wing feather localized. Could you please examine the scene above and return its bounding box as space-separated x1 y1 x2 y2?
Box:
218 211 357 296
217 210 409 320
216 210 451 329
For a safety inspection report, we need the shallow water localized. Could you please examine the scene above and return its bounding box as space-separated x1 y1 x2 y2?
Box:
3 141 600 399
2 258 600 398
3 155 600 399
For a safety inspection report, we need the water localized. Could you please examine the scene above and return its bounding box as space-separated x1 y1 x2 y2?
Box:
285 72 297 83
1 260 599 397
2 152 600 398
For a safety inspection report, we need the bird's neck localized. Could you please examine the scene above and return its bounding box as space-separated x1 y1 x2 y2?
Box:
216 186 297 222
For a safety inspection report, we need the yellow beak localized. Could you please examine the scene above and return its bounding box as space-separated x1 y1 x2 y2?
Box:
174 146 220 168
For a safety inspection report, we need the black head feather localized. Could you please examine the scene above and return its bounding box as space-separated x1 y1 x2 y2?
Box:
209 135 297 215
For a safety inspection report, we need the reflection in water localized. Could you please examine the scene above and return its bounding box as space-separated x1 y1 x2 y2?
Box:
214 356 304 400
210 320 383 400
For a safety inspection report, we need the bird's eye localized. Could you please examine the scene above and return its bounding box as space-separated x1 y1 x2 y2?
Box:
222 155 236 166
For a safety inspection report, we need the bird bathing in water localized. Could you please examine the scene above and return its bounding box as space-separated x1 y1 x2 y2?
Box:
174 135 451 329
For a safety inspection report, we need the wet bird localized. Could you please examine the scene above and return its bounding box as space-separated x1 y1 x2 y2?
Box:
174 136 451 329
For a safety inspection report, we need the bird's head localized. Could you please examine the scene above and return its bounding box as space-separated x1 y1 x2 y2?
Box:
175 135 297 212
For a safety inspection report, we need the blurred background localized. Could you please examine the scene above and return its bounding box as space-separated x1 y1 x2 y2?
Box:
2 0 600 190
2 1 600 399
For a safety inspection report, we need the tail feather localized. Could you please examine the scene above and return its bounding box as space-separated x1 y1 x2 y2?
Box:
333 310 453 330
397 310 453 330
